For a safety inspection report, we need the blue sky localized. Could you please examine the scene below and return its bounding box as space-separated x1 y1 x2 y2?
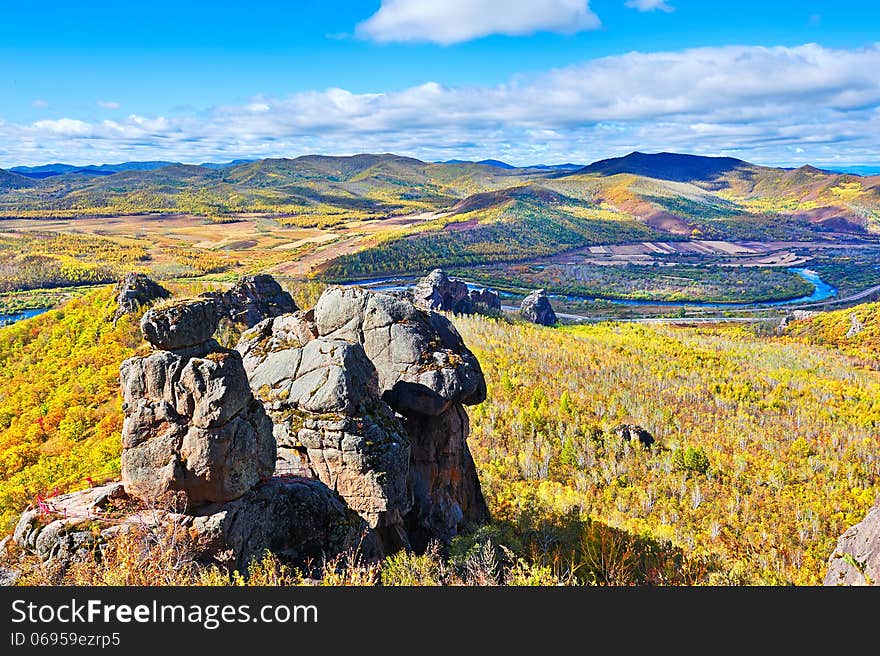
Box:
2 0 879 167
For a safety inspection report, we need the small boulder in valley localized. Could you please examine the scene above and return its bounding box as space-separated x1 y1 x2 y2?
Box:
520 289 557 326
413 269 472 315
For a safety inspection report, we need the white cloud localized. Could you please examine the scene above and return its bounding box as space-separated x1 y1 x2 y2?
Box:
31 118 93 136
625 0 674 12
356 0 600 45
97 100 121 109
3 43 880 167
31 100 49 109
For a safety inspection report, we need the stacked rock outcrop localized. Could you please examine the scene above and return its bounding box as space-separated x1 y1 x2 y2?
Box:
469 287 501 313
13 292 363 572
121 299 276 503
413 268 473 315
312 286 489 550
237 317 412 555
12 272 491 573
413 268 501 318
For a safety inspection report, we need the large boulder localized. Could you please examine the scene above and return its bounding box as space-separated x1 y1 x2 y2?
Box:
113 272 171 322
140 299 220 352
122 300 276 504
236 324 412 555
613 424 655 449
315 286 486 416
824 497 880 586
413 269 472 315
312 285 489 550
205 274 299 328
520 289 557 326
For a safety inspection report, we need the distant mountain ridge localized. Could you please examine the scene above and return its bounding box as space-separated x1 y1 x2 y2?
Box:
10 159 255 179
439 159 584 170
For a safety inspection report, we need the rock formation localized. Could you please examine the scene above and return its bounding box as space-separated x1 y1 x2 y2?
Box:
13 292 364 572
612 424 655 448
236 319 412 555
12 273 491 572
520 289 557 326
413 268 473 315
469 287 501 313
112 272 171 322
202 273 298 328
13 478 362 572
846 313 864 339
776 309 820 334
120 299 277 504
824 496 880 586
312 285 489 550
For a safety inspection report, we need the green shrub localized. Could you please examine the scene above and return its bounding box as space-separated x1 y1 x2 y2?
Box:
671 446 710 475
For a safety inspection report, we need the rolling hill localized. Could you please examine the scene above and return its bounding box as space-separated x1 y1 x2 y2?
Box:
574 151 755 182
0 153 543 220
2 151 879 280
318 153 880 280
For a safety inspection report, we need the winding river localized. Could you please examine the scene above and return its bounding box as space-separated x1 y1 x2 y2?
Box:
0 269 837 328
346 267 838 309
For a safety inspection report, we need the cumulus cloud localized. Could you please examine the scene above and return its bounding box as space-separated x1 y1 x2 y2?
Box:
356 0 600 45
625 0 674 12
97 100 121 109
3 43 880 167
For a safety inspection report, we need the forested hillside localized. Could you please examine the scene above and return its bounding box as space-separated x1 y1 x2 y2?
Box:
2 287 878 584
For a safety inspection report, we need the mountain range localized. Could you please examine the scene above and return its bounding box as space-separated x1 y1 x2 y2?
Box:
2 150 879 278
9 159 255 179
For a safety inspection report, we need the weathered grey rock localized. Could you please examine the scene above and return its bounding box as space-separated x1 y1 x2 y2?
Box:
470 287 501 312
236 311 316 378
122 312 275 504
140 299 220 351
824 497 880 586
520 289 557 326
113 272 171 322
311 285 489 549
237 325 412 554
0 567 18 586
187 479 364 571
315 286 487 416
613 423 655 448
204 274 298 328
413 268 472 314
13 502 100 565
847 313 864 339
